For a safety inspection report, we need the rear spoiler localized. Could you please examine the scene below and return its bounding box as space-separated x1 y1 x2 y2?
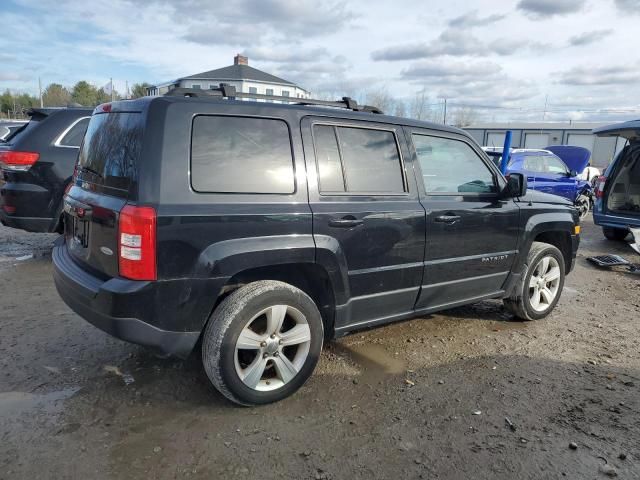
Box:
27 105 88 118
26 108 58 117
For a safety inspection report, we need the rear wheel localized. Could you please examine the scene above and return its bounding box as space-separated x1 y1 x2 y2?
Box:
202 280 323 405
504 242 565 321
603 226 628 241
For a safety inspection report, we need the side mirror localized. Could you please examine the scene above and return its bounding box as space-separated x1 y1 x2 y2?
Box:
503 173 527 198
569 170 578 177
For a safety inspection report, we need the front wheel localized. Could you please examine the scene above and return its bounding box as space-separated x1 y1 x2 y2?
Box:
202 280 324 405
575 194 590 220
504 242 565 321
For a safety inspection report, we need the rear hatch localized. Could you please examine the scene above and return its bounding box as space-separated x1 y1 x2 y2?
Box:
64 106 145 278
593 122 640 217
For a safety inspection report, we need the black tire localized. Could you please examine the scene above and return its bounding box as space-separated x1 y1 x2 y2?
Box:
603 226 628 241
503 241 565 321
201 280 323 406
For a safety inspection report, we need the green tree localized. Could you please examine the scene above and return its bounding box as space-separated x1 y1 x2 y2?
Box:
0 89 38 118
43 83 71 107
130 82 151 98
71 81 99 106
95 88 110 104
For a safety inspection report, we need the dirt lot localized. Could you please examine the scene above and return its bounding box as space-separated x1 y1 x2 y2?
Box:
0 218 639 480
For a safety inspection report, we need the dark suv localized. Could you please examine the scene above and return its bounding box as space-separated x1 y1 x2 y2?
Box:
53 88 580 405
0 107 91 232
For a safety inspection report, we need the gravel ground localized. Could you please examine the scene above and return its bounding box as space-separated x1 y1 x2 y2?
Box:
0 218 639 479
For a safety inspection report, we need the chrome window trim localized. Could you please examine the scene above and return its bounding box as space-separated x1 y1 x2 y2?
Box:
54 116 91 149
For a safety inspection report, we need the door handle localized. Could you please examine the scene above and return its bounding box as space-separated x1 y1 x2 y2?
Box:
329 216 363 228
434 214 461 225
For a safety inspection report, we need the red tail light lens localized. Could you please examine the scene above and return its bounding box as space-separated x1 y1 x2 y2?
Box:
595 175 607 199
0 151 40 171
118 205 157 281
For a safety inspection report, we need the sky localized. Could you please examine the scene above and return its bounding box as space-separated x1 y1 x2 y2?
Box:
1 0 639 122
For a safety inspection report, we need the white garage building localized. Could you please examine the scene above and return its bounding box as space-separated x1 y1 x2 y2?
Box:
147 54 311 100
464 122 628 168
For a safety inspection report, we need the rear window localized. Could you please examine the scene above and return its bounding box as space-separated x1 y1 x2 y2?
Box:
77 113 143 196
191 115 295 194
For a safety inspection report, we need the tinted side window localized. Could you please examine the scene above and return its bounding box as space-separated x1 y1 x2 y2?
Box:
413 135 497 194
191 116 294 194
58 117 90 147
337 127 405 193
313 125 345 192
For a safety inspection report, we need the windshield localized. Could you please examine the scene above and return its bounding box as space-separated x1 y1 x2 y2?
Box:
77 112 144 197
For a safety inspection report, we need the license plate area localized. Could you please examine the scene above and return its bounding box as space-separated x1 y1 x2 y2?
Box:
71 214 90 248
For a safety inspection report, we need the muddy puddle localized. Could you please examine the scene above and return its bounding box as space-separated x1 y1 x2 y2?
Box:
0 388 79 417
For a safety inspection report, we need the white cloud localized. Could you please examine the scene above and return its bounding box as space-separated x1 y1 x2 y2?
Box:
0 0 637 121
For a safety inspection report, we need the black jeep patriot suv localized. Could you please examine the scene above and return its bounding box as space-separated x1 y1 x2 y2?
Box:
53 87 580 405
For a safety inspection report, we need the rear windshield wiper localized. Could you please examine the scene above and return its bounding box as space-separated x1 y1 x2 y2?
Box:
80 165 103 179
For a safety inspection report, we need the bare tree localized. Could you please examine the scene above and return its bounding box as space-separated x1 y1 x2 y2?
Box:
409 89 437 121
451 106 479 127
394 100 406 118
364 87 397 115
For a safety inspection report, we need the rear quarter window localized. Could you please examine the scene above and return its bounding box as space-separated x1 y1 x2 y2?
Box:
57 117 90 147
190 115 295 194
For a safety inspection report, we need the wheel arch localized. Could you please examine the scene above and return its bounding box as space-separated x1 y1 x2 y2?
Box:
518 212 576 274
533 230 573 273
214 263 338 339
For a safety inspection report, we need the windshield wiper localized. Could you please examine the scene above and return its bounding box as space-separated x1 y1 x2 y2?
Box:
80 165 103 178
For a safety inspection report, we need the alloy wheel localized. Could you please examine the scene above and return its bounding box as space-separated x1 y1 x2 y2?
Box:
234 305 311 391
528 256 561 313
576 195 590 220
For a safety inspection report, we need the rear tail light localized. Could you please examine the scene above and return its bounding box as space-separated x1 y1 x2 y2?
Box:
118 205 156 281
2 205 16 214
595 175 608 199
0 151 40 171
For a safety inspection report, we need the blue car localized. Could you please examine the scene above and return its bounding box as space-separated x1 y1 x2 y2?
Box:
592 121 640 241
483 146 592 219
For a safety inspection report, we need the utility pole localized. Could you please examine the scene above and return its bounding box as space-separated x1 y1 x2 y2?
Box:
443 98 447 124
39 77 43 107
542 94 548 121
125 80 129 100
110 78 114 102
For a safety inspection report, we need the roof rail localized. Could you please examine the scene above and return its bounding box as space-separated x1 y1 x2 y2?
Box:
164 84 384 114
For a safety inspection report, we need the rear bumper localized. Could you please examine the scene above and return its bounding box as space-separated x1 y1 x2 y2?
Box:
52 239 204 358
593 211 640 230
0 179 57 231
0 212 54 232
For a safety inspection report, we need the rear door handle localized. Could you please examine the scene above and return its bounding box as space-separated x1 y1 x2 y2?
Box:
435 215 461 225
329 217 363 228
